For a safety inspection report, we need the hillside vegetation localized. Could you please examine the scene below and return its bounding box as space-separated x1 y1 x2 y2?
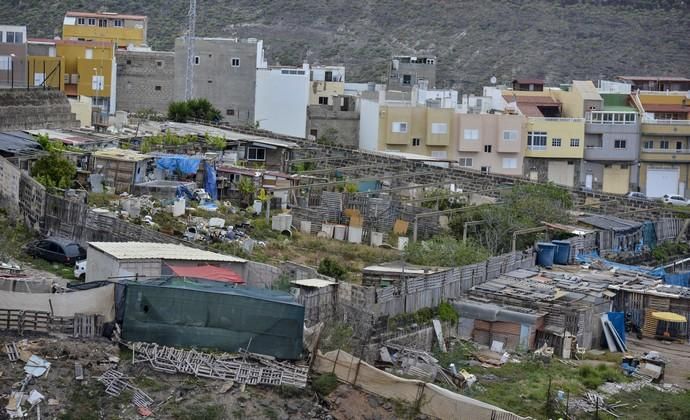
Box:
2 0 689 92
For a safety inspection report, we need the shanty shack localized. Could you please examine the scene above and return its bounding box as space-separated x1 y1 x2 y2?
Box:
121 277 304 359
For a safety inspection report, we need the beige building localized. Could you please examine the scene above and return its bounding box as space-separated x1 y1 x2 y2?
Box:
359 89 526 175
309 65 345 106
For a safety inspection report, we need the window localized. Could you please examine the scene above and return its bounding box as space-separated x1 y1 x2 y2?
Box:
227 109 235 116
392 122 408 133
0 56 12 70
402 74 412 85
570 138 580 147
412 138 421 147
126 59 132 65
247 147 266 161
318 96 329 105
502 158 518 169
309 129 318 137
484 145 492 153
325 71 333 82
463 129 479 140
660 140 669 149
85 49 93 59
552 138 562 147
231 57 240 67
194 56 200 65
88 18 96 26
92 75 104 91
458 157 473 167
154 86 161 91
431 123 448 134
643 140 653 149
502 130 518 141
77 17 85 25
6 32 23 43
113 19 123 27
98 19 107 28
208 80 213 84
527 131 547 149
431 151 448 159
156 60 163 67
614 139 627 149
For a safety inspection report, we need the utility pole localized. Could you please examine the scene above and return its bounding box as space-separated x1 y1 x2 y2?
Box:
184 0 197 100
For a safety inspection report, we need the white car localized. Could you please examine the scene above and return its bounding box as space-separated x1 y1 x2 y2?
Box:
74 260 87 281
662 194 690 206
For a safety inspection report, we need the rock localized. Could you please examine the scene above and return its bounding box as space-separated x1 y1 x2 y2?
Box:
383 402 393 411
286 401 301 413
367 395 380 408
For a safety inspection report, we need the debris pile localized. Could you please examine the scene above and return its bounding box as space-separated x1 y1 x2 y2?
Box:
131 342 308 388
97 369 154 409
3 341 51 418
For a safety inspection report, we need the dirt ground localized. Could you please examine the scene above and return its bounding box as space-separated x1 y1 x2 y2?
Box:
627 336 690 389
0 333 399 420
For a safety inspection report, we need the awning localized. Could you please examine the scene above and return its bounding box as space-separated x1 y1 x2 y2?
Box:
651 312 687 323
167 264 244 284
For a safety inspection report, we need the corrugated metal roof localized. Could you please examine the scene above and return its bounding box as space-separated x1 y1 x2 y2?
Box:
290 278 337 288
0 132 42 155
577 214 642 233
88 242 246 262
93 148 151 162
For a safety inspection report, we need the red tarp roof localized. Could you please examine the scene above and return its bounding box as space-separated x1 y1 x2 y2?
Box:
167 264 244 284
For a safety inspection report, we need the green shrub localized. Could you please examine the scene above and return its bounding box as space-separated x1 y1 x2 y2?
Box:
318 257 347 280
438 300 458 324
312 373 339 396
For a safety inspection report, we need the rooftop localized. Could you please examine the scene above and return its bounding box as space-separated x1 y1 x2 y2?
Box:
617 76 690 82
65 11 147 21
572 80 602 101
93 148 150 162
577 214 642 233
0 132 43 156
162 122 300 149
28 38 113 48
25 129 118 147
88 242 247 263
290 278 337 288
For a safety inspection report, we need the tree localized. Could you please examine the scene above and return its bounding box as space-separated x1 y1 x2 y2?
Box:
237 177 256 204
449 183 573 254
31 151 76 190
167 98 221 123
167 101 189 122
421 188 466 211
404 235 490 267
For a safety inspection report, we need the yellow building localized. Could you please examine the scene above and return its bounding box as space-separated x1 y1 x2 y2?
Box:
504 88 586 186
637 91 690 197
62 11 148 48
28 38 115 113
309 66 345 106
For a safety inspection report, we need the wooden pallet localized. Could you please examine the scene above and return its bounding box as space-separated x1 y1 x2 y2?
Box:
73 313 104 338
5 342 19 362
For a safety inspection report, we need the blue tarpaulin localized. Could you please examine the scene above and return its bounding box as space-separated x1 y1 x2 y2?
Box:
664 272 690 287
575 252 666 278
156 156 202 175
607 312 626 344
204 162 217 200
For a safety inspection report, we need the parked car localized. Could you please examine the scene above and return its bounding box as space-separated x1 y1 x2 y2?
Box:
626 191 648 200
662 194 690 206
25 238 86 264
74 259 87 281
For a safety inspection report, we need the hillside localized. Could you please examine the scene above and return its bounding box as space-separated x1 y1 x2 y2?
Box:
3 0 689 92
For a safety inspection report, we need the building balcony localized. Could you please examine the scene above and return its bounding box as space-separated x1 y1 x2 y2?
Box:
641 119 690 136
584 145 637 161
640 148 690 163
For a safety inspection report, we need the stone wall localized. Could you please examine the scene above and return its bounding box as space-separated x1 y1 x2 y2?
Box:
0 89 78 130
116 50 175 114
306 105 359 147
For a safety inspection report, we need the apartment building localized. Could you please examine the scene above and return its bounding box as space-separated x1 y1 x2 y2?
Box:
309 65 345 105
116 49 174 114
635 89 690 197
28 38 116 115
583 83 641 194
359 87 526 176
174 37 266 123
255 65 310 138
62 11 148 48
387 55 436 91
0 25 27 88
616 76 690 93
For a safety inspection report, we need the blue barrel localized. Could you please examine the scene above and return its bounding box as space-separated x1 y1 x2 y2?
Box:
551 240 571 265
536 242 557 268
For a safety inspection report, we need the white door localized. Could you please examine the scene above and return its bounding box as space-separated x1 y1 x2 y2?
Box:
585 174 593 190
646 168 679 198
529 170 538 181
680 182 686 197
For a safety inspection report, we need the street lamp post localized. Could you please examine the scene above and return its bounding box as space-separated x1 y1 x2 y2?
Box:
10 54 15 89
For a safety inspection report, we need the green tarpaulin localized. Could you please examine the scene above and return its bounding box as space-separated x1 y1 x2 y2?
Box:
122 277 304 359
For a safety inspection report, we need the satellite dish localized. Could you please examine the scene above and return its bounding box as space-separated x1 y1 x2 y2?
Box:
490 76 497 85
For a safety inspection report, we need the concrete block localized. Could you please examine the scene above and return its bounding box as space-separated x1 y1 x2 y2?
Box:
334 224 347 241
300 220 312 234
370 231 384 247
172 198 186 217
271 214 292 231
321 223 335 238
347 226 362 244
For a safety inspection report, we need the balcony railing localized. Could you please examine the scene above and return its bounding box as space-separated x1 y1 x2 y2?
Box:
529 117 585 122
527 145 547 151
642 148 690 154
585 111 638 125
642 118 690 125
585 145 603 149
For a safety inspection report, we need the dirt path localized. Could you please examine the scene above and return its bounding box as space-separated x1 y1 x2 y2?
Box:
627 337 690 389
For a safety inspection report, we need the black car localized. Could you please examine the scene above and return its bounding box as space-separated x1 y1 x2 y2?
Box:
25 238 86 264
